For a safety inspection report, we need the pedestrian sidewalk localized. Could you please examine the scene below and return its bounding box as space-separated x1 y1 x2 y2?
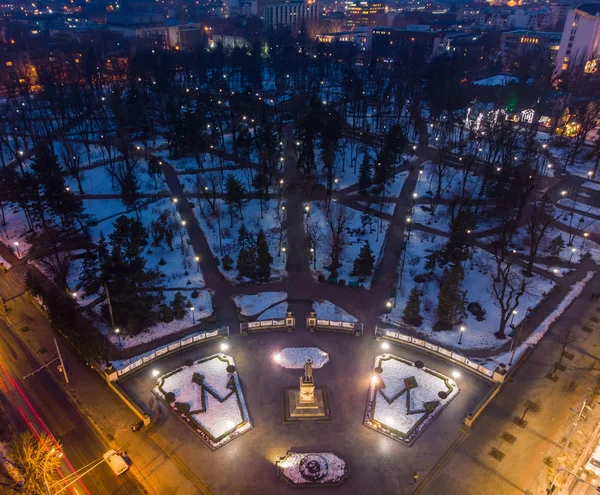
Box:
0 268 211 494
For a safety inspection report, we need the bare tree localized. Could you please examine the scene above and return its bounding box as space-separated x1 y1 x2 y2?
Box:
9 432 63 495
524 198 560 276
490 242 529 339
324 203 354 278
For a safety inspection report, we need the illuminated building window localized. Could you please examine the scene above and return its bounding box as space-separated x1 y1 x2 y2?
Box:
5 61 13 67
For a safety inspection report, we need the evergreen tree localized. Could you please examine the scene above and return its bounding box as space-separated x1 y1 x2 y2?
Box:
225 174 246 226
102 215 165 334
236 224 256 279
147 156 162 188
403 286 423 326
547 234 565 257
256 228 273 280
438 209 475 267
170 291 188 320
351 240 376 278
81 250 101 297
434 263 466 330
358 152 372 195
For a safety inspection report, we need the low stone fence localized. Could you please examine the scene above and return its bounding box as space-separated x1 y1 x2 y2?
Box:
240 314 295 334
307 312 363 336
105 326 229 382
374 326 499 382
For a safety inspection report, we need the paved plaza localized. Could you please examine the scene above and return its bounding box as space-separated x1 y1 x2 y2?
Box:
120 328 492 494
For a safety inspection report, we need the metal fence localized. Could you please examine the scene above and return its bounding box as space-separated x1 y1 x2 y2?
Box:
374 326 496 381
113 326 229 380
240 316 295 334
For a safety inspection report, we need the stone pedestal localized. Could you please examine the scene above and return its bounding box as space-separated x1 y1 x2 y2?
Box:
284 378 331 422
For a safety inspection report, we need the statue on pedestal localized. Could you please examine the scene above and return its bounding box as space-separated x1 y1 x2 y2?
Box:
303 359 313 382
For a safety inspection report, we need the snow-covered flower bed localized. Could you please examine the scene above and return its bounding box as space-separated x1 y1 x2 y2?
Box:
364 355 459 445
312 300 358 322
257 302 288 319
382 230 554 350
277 452 349 486
274 347 329 369
233 292 287 317
154 353 252 449
306 201 388 289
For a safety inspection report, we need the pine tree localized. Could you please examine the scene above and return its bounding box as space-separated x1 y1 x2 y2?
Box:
147 157 162 188
358 152 371 195
170 291 188 320
435 263 466 330
403 286 423 326
81 250 101 297
256 228 273 280
547 234 565 257
225 174 246 226
438 209 475 267
351 240 376 278
236 224 256 279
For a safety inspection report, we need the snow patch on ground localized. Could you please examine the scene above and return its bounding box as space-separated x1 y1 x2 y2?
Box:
257 301 288 320
312 300 358 322
275 347 329 369
233 292 287 316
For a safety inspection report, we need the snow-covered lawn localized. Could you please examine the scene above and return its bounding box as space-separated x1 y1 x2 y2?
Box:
412 204 500 234
277 452 348 486
195 198 286 283
307 201 388 288
64 160 168 195
154 353 252 448
312 300 358 322
0 206 33 258
479 271 596 371
382 230 554 350
92 289 213 350
559 198 600 218
258 301 288 319
415 161 484 200
365 355 459 444
232 292 287 317
274 347 329 369
583 181 600 192
85 198 206 289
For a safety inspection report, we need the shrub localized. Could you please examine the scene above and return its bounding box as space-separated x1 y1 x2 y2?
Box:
433 320 453 331
175 402 190 415
404 376 418 389
165 392 175 403
414 360 424 369
185 359 194 367
191 290 199 298
186 279 192 285
374 366 383 374
317 274 326 283
226 365 236 374
413 274 428 283
158 258 167 266
338 279 346 286
184 270 189 276
438 391 448 399
467 302 486 322
222 254 233 270
159 305 174 323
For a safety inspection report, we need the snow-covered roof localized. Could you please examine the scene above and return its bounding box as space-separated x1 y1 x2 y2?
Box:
472 75 518 86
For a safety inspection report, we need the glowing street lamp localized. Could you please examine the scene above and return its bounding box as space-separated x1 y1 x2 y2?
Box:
189 306 195 324
569 247 577 264
13 241 20 257
282 246 287 262
552 268 559 282
173 197 178 203
582 232 589 249
458 325 466 345
195 255 200 272
114 327 122 349
561 190 567 197
510 310 517 325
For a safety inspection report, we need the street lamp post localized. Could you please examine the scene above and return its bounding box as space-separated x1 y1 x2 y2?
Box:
551 268 559 282
13 241 20 257
282 246 287 263
510 310 517 326
114 328 122 350
310 247 316 269
195 256 200 272
569 247 576 265
582 232 589 250
458 326 466 345
547 467 600 494
190 306 195 325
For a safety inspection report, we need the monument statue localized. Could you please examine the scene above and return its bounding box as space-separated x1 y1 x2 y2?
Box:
303 359 313 382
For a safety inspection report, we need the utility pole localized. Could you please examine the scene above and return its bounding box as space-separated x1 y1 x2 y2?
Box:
54 338 69 384
564 396 592 450
104 282 116 330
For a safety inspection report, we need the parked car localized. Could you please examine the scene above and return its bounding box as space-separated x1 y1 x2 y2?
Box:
585 445 600 476
103 450 129 476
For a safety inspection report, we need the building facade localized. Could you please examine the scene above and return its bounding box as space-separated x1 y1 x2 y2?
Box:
264 1 320 29
554 3 600 75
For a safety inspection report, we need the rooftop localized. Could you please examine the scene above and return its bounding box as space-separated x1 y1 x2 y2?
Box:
576 3 600 16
